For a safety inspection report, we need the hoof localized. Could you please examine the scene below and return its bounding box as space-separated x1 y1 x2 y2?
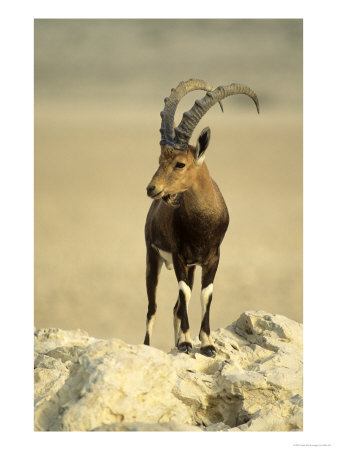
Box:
200 345 216 357
178 342 192 354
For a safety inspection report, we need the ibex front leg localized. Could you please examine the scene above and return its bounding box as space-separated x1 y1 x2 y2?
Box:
173 254 195 353
199 254 220 357
144 245 163 346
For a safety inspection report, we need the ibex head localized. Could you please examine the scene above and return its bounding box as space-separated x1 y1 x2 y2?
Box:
146 127 211 206
146 79 259 206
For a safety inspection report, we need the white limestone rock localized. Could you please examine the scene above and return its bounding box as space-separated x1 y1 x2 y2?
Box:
34 310 302 431
92 422 202 431
34 327 99 354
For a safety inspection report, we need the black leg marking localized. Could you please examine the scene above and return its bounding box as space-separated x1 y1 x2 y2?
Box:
199 254 220 357
200 293 212 336
173 298 180 346
144 245 163 345
172 255 194 350
177 289 190 333
187 265 196 290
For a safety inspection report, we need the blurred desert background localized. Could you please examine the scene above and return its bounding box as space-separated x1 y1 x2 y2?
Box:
35 19 302 351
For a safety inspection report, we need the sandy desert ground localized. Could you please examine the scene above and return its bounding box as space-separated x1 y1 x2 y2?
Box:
35 19 302 351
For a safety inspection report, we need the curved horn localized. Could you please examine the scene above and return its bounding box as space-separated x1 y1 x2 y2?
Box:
160 79 222 148
173 83 260 150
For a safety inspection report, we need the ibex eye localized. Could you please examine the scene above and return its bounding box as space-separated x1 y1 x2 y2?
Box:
175 162 185 169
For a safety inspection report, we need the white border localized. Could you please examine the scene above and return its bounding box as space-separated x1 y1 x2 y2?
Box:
1 1 336 449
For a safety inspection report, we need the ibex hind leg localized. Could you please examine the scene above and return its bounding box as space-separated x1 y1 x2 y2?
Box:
173 263 195 353
199 256 219 357
144 245 163 346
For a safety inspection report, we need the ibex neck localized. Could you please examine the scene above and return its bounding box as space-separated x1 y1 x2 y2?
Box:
183 163 220 216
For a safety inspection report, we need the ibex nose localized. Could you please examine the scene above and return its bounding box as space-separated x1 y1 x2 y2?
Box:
147 185 156 196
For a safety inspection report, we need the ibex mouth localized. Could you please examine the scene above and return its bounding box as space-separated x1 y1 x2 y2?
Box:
149 190 163 199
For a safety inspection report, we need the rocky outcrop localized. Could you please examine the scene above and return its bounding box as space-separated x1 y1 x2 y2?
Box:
34 311 303 431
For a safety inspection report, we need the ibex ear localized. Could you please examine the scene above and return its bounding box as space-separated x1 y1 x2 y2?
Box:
195 127 211 166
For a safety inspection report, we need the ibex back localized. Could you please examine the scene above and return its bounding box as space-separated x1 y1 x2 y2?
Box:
144 79 259 357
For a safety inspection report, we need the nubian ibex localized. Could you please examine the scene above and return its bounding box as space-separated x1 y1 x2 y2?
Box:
144 79 259 357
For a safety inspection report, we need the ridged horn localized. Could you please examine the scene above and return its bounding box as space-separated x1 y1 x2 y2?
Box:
173 83 260 150
160 79 223 148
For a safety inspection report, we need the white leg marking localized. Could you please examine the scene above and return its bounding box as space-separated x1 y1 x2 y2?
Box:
146 313 156 335
184 328 192 344
200 283 214 347
177 281 192 345
200 283 213 318
199 330 214 347
179 281 192 303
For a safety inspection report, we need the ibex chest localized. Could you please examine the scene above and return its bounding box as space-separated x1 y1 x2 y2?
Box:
151 209 227 269
178 221 225 264
170 207 228 266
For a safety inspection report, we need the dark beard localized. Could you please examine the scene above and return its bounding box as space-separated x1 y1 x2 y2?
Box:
161 192 182 208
